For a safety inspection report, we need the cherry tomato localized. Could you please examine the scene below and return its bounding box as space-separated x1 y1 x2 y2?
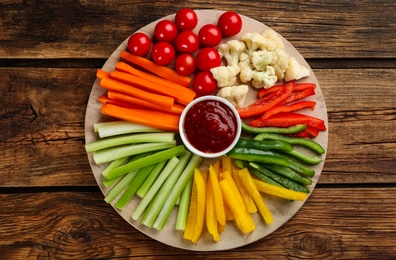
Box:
174 8 198 31
127 32 152 57
217 11 243 37
174 53 196 76
175 30 200 54
195 47 221 71
198 24 222 47
151 42 175 66
154 20 178 42
193 71 217 96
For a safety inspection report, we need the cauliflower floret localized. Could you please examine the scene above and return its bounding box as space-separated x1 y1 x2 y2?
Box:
261 29 285 51
216 85 249 108
251 66 278 89
251 50 272 71
240 32 267 57
218 40 246 67
269 48 289 80
210 65 240 88
284 57 310 82
238 53 255 83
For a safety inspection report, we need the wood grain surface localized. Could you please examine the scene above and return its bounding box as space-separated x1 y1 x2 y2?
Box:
1 0 395 258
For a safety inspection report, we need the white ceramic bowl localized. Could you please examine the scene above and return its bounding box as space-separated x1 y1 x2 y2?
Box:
179 96 241 158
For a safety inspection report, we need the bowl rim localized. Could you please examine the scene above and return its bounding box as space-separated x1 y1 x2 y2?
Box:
179 95 242 158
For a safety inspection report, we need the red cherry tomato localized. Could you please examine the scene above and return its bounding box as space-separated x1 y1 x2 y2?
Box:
154 20 178 42
217 11 243 37
193 71 217 96
174 8 198 31
175 31 200 54
127 32 152 57
195 47 221 71
198 24 222 47
151 42 175 66
174 53 196 76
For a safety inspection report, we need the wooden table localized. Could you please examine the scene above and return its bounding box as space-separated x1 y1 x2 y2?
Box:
1 1 395 259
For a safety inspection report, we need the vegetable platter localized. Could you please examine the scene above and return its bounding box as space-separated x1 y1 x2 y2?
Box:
84 9 328 251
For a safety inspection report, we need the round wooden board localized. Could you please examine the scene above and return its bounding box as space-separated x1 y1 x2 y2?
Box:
84 9 328 251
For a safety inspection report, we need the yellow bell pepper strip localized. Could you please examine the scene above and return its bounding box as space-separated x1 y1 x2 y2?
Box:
238 168 274 225
209 165 226 226
219 178 255 234
253 178 308 201
206 174 220 242
231 163 257 213
221 156 233 174
191 168 206 243
183 178 198 241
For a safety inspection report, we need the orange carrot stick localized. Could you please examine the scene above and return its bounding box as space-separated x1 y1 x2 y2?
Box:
96 69 110 79
109 70 194 106
115 61 196 102
107 90 184 115
120 50 192 87
101 103 180 132
97 92 140 108
99 77 174 109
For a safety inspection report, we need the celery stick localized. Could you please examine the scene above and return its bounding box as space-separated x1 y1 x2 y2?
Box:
131 156 180 221
103 154 146 203
103 176 120 187
102 157 129 179
93 141 176 164
94 120 162 138
175 176 193 230
115 163 156 210
85 133 175 152
136 159 168 198
141 152 192 227
153 154 202 230
106 145 186 180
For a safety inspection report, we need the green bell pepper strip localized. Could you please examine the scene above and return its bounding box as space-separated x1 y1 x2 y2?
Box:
241 121 307 135
253 132 325 155
282 149 322 165
227 147 290 167
261 163 312 186
235 138 293 152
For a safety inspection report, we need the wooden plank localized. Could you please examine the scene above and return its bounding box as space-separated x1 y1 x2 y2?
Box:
0 188 395 258
0 68 395 187
1 1 395 59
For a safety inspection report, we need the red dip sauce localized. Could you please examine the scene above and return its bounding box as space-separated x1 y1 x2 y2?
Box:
183 99 238 154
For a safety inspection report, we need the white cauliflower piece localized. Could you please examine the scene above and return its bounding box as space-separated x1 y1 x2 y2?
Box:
218 40 246 67
261 29 285 51
251 50 272 71
284 57 310 82
238 53 255 83
270 48 289 80
217 85 249 108
210 65 240 88
240 32 267 57
251 66 278 89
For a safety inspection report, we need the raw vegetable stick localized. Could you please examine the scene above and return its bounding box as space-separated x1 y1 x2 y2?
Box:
206 174 220 241
100 77 175 109
110 70 195 106
120 50 192 87
258 82 316 98
107 90 185 115
176 175 194 230
115 61 196 98
96 68 110 79
252 178 308 201
101 103 180 132
98 92 140 109
191 168 206 243
209 165 226 226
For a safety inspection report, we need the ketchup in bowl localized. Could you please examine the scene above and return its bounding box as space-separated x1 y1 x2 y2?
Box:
179 96 241 158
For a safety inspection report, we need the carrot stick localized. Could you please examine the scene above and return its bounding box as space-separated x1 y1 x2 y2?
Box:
120 50 192 87
99 77 174 109
97 92 140 108
115 62 196 103
96 69 110 79
109 70 195 106
107 90 184 115
101 103 180 132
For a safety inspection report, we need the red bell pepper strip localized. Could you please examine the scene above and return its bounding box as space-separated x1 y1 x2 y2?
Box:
237 81 294 118
258 83 316 98
305 125 320 137
279 86 315 105
259 100 317 120
250 112 327 131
